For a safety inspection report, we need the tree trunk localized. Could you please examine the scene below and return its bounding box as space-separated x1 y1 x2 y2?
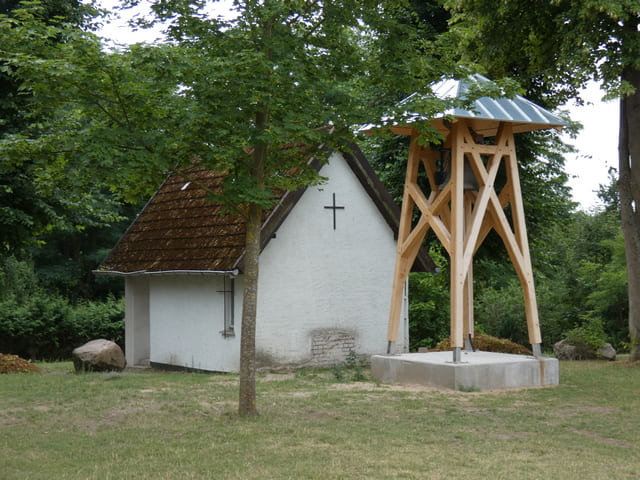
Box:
619 67 640 362
238 11 272 415
238 108 268 416
238 202 262 416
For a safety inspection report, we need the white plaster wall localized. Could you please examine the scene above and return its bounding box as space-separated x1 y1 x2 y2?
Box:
124 276 150 366
255 151 401 365
148 275 241 372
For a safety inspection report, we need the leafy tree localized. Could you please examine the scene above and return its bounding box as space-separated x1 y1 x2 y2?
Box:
0 0 125 259
1 0 458 415
444 0 640 360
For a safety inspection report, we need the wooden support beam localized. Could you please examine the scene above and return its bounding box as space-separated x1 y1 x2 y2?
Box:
463 192 475 344
503 149 542 345
386 120 542 351
463 266 474 345
387 132 426 343
450 121 466 350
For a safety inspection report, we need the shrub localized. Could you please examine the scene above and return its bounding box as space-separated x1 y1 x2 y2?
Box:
474 280 529 347
408 246 451 350
69 296 125 346
0 292 124 360
0 293 72 359
563 316 608 353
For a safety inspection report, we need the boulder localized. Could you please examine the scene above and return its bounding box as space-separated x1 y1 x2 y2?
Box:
553 339 616 361
553 339 579 360
598 343 617 361
72 339 126 372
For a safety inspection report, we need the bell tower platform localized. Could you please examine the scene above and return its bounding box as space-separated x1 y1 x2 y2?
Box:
371 351 559 391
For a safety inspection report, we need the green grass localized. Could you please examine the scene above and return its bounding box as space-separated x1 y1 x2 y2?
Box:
1 360 639 479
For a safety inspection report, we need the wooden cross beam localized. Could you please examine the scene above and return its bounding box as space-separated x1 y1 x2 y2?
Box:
387 120 542 357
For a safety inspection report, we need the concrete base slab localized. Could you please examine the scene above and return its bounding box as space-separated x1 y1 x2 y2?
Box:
371 350 559 391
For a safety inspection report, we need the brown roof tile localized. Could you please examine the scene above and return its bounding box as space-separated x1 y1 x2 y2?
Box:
99 164 251 273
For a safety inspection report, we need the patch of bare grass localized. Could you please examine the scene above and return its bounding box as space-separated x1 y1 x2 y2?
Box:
0 360 638 479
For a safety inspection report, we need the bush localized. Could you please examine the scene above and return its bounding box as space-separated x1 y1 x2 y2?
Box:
474 280 529 348
0 293 72 359
70 296 125 347
563 316 608 352
0 292 124 360
408 246 451 350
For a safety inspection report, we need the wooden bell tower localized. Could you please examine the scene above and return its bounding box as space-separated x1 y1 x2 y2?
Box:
385 75 565 362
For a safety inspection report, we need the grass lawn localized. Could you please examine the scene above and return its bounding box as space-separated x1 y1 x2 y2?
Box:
1 360 639 479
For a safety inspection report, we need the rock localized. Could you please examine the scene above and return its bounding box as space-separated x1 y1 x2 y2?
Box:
72 339 126 372
553 339 578 360
598 343 617 361
553 339 616 361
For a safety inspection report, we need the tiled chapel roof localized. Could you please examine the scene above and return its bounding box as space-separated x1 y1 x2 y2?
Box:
98 142 435 275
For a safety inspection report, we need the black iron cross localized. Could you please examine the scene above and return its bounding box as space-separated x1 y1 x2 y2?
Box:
324 193 345 230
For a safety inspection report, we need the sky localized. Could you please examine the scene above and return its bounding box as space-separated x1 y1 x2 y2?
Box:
561 83 618 211
95 0 617 211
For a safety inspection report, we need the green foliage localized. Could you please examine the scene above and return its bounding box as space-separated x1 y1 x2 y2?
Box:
0 0 460 214
0 0 125 255
29 202 136 300
70 296 125 347
365 135 411 204
543 209 628 349
0 255 39 301
581 230 629 349
563 316 608 353
474 279 528 347
444 0 640 103
0 293 69 358
331 350 367 382
408 246 450 350
0 291 123 360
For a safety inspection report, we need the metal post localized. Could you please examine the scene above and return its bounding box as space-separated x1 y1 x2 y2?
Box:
532 343 542 358
452 347 462 363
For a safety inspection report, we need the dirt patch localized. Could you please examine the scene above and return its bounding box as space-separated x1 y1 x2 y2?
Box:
260 372 296 382
328 381 441 393
0 416 23 427
288 390 316 398
567 427 630 446
327 381 556 397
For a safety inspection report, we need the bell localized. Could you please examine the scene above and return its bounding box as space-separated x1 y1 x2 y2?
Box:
463 159 479 191
435 148 479 191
